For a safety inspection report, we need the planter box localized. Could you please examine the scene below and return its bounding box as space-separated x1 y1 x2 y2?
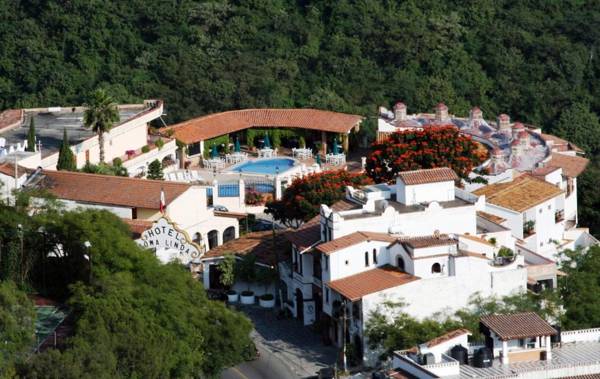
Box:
240 293 255 305
227 292 239 303
259 297 275 308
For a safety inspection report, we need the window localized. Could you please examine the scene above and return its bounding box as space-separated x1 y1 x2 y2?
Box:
397 256 405 271
345 260 349 266
540 242 544 247
548 204 551 210
364 252 369 267
431 263 442 273
324 256 329 271
519 339 525 347
325 288 329 303
372 249 377 264
539 208 543 213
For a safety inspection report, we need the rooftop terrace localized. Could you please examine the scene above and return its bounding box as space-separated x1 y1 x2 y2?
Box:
0 105 148 158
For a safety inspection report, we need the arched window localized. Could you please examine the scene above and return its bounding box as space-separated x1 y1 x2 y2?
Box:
364 251 369 267
372 248 377 264
223 226 236 243
208 230 219 250
431 263 442 274
397 256 405 271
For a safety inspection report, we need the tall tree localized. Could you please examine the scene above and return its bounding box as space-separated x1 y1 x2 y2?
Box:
83 89 120 163
0 281 35 375
365 126 486 183
265 170 372 228
26 117 36 152
146 159 164 180
56 129 76 171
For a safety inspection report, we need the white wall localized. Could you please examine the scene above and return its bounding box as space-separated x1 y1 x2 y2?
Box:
396 180 455 205
327 240 393 281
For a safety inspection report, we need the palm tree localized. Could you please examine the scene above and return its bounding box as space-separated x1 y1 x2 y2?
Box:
83 89 120 163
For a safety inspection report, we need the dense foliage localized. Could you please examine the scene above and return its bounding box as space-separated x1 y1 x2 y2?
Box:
0 281 35 377
265 170 372 228
366 126 486 183
0 202 252 377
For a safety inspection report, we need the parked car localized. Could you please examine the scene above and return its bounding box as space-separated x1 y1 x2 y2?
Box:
213 205 229 212
251 219 284 232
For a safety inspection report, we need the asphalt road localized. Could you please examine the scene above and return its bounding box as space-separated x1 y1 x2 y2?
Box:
221 344 300 379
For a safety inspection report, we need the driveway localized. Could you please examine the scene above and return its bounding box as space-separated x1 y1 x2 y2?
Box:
223 304 338 379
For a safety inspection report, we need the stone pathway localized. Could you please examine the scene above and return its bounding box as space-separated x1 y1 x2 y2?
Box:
238 304 338 378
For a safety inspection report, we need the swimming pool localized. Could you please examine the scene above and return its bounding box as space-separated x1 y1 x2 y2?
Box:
229 158 296 175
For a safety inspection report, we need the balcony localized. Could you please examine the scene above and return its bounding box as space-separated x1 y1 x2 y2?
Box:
523 220 536 238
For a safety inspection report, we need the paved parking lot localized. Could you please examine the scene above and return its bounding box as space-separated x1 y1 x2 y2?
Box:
238 304 338 378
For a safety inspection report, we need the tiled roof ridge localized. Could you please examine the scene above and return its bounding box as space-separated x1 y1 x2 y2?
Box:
424 328 471 348
42 169 191 188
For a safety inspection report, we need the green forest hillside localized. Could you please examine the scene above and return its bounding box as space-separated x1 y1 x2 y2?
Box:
1 0 600 232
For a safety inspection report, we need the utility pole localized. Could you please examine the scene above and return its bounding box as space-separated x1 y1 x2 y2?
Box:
342 299 348 373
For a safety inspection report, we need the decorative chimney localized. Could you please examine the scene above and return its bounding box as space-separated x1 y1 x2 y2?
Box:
394 102 407 121
498 114 511 132
435 103 449 122
512 122 525 140
470 107 483 121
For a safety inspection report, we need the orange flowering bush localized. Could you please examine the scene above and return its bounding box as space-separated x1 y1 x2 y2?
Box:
366 126 486 183
265 170 372 228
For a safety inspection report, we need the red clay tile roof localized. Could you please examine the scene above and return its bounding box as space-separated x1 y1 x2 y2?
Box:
327 265 419 301
0 162 29 178
163 109 364 144
397 167 458 185
425 328 471 348
37 170 191 210
200 231 290 266
285 199 360 252
400 234 456 249
476 211 506 224
473 174 564 212
316 231 396 255
480 312 557 341
460 233 494 247
548 153 589 177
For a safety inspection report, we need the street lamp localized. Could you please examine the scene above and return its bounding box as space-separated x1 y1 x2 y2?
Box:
37 226 47 295
83 240 92 283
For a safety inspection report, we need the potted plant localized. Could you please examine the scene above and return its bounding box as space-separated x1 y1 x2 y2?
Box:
259 293 275 308
237 255 257 305
256 266 278 308
523 220 535 237
218 254 237 302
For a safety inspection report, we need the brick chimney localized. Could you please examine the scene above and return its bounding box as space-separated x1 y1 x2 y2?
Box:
512 122 525 140
498 114 511 132
435 103 449 122
470 107 483 121
394 102 407 121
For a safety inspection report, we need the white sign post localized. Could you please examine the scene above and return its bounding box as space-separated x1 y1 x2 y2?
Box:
137 217 203 264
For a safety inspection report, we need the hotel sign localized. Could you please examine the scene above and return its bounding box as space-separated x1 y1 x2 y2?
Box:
137 217 202 263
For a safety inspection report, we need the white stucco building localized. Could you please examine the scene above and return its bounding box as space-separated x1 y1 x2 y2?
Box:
282 167 544 365
23 169 239 263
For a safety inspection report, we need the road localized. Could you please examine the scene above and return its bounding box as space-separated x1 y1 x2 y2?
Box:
221 343 300 379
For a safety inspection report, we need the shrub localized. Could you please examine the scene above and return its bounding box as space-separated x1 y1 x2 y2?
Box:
241 290 254 296
112 157 123 166
260 294 274 301
141 145 150 153
155 138 164 150
245 190 263 205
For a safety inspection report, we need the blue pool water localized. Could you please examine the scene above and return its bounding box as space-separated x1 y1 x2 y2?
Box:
229 158 295 175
